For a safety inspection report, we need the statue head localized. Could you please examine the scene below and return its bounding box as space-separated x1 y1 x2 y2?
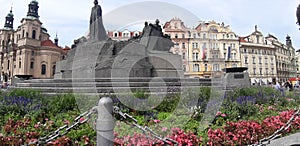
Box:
94 0 98 5
155 19 160 25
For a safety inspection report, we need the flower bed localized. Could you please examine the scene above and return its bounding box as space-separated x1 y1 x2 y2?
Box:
0 87 299 145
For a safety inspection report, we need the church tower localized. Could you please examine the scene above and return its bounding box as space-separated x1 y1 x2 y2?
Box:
4 8 14 30
27 0 39 19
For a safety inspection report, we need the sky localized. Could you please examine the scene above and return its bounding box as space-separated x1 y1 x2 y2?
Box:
0 0 300 49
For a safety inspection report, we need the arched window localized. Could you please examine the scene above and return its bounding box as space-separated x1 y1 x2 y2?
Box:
22 30 25 38
41 64 46 75
32 30 36 39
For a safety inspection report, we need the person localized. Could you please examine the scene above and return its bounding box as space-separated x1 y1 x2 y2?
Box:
273 81 284 96
285 80 293 91
2 72 7 89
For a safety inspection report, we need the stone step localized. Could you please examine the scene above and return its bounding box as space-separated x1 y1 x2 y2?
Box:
16 81 219 88
18 78 214 83
15 85 227 93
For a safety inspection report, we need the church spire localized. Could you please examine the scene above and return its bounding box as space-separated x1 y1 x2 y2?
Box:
4 7 14 29
27 0 39 18
54 33 59 46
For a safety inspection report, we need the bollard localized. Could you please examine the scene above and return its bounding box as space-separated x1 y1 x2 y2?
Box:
97 97 114 146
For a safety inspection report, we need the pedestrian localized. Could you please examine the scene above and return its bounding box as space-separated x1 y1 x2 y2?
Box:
2 72 8 89
273 81 284 96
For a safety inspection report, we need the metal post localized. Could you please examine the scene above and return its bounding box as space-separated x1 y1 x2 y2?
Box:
97 97 114 146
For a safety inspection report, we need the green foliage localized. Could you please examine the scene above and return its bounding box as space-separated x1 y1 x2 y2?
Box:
45 94 78 114
6 89 41 98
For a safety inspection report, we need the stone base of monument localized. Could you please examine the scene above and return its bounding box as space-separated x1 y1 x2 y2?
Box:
14 68 250 95
14 77 225 95
222 67 250 90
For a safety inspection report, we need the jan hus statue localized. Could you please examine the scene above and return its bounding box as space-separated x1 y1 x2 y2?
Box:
90 0 108 41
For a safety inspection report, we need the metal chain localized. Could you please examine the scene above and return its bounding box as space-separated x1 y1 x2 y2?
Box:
113 106 178 146
251 108 300 146
25 107 97 146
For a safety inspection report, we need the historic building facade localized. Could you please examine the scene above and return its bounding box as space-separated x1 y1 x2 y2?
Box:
164 18 297 84
0 1 68 81
239 26 276 85
164 18 240 78
266 34 297 83
296 49 300 77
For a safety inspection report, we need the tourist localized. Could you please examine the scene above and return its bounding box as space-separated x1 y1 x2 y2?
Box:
2 72 7 89
273 81 284 96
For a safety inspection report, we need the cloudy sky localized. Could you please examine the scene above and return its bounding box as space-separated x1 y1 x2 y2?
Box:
0 0 300 49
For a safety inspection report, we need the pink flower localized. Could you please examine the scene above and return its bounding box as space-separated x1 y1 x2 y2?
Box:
162 127 168 132
221 114 226 117
64 120 70 125
79 117 85 123
216 111 221 116
153 119 160 123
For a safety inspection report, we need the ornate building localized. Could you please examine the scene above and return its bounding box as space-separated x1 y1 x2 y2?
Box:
266 34 297 82
239 26 276 85
0 1 68 81
164 18 297 83
164 18 240 78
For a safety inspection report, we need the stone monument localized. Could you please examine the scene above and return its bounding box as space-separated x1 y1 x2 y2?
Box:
54 0 183 79
222 67 250 89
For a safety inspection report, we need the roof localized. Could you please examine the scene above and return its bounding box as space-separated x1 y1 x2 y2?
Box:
41 40 60 48
239 37 247 43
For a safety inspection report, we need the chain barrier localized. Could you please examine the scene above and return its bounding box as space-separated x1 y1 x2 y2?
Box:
250 108 300 146
24 107 97 146
113 106 178 146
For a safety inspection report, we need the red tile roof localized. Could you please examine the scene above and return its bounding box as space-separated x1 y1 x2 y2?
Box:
41 40 59 48
239 37 247 43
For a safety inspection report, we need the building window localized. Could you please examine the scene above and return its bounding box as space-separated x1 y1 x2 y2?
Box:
193 33 196 38
193 64 199 72
259 68 262 75
183 65 186 72
253 68 256 75
182 34 185 38
32 30 36 39
203 34 206 39
19 50 22 55
7 60 10 69
41 64 46 75
213 64 219 71
22 30 25 38
232 64 237 67
205 64 208 71
265 57 268 65
182 52 185 60
30 62 34 69
259 57 262 64
175 34 178 38
244 57 248 64
193 53 199 61
252 57 256 64
19 61 21 68
266 68 268 75
182 43 185 48
31 51 34 56
223 43 226 49
271 68 274 75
